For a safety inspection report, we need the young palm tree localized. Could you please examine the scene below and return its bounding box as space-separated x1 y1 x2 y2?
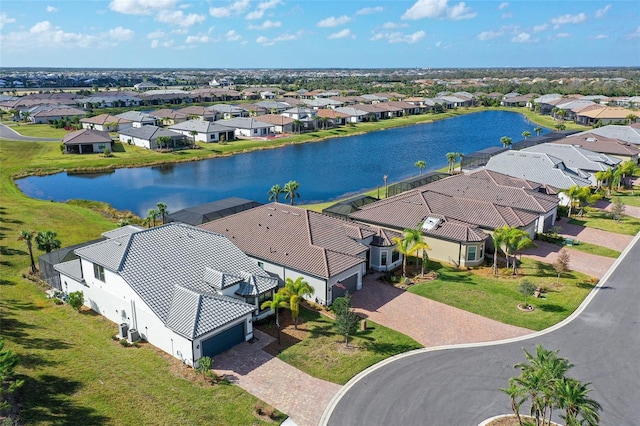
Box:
292 119 303 134
35 230 61 253
283 180 300 206
566 185 582 218
500 136 513 149
146 208 160 227
392 228 429 277
492 226 509 275
499 380 525 425
260 291 289 345
18 230 37 274
446 152 458 174
533 126 542 136
414 160 427 176
522 131 532 139
281 277 314 329
268 184 283 203
156 202 168 224
506 228 535 275
556 378 602 426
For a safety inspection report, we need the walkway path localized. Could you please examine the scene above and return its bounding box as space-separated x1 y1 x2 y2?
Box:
0 123 59 141
351 276 531 348
212 329 341 426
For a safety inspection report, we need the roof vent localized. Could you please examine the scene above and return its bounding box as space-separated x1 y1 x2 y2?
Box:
422 217 441 231
291 212 300 216
112 241 122 246
267 207 276 210
282 210 289 214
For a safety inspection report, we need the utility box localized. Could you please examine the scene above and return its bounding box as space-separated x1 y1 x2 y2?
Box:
127 328 140 343
119 323 129 339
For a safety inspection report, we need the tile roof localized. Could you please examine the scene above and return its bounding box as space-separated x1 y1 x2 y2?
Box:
561 133 640 157
73 224 277 339
200 203 376 279
168 120 234 133
522 143 620 171
216 117 273 129
118 125 183 140
62 128 112 145
574 125 640 145
80 114 133 125
32 107 86 118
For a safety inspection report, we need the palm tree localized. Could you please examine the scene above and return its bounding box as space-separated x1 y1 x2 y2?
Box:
506 228 535 275
556 378 602 426
189 130 198 143
18 230 37 274
574 187 601 216
626 113 637 124
156 202 168 224
35 230 61 253
499 380 525 426
260 291 289 344
268 184 283 203
492 226 508 276
446 152 458 174
283 180 300 205
319 116 330 130
522 131 531 139
391 228 429 277
292 119 303 134
414 160 427 176
281 277 314 329
533 126 542 136
500 136 512 149
146 208 160 227
566 185 582 218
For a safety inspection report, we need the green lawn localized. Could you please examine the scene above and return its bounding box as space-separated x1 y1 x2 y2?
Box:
569 210 640 236
408 260 595 331
3 122 72 138
564 242 621 258
269 309 422 385
608 191 640 208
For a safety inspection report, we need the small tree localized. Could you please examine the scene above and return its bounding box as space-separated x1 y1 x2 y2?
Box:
553 249 571 284
196 356 213 379
68 291 84 312
0 337 25 415
500 136 513 149
414 160 426 176
333 293 359 347
35 230 61 253
609 199 625 222
517 279 536 308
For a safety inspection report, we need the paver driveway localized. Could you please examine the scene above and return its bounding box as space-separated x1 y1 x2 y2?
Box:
350 275 531 348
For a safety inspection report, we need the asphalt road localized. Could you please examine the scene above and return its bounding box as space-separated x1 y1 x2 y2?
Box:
324 233 640 426
0 123 59 141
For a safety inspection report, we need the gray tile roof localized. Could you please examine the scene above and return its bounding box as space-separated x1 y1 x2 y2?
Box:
522 143 620 172
215 117 273 129
118 125 183 140
72 223 277 339
101 225 144 239
200 203 375 279
54 259 84 282
168 120 234 133
115 111 157 122
576 125 640 145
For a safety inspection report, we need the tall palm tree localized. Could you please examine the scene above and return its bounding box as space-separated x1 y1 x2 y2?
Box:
283 180 300 206
281 277 314 329
18 230 37 274
292 119 303 134
268 184 283 203
533 126 542 136
146 208 160 227
500 136 513 149
499 380 525 426
492 226 509 276
260 292 289 344
392 228 429 277
156 202 168 224
446 152 458 174
319 116 330 130
505 228 535 275
35 230 61 253
414 160 427 176
566 185 582 218
556 378 602 426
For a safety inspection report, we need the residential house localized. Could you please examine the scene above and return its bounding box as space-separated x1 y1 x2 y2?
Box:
334 106 372 123
253 114 294 133
118 125 186 149
30 106 86 124
235 103 268 117
562 132 640 163
208 104 249 119
201 203 398 305
80 114 133 132
216 117 274 138
150 109 189 126
53 223 279 365
166 197 263 226
115 111 158 128
62 129 113 154
575 106 639 126
574 124 640 146
168 120 235 143
316 109 349 127
255 101 290 113
281 107 318 130
133 81 160 91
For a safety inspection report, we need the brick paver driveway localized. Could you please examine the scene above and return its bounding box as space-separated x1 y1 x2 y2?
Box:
554 217 634 252
350 275 531 348
213 329 341 426
596 198 640 219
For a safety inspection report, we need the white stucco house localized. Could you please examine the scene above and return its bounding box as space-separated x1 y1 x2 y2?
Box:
53 224 279 366
168 120 236 143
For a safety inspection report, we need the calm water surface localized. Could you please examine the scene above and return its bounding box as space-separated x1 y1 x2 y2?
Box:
17 111 545 216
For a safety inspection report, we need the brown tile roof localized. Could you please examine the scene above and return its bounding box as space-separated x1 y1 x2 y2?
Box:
200 203 378 279
63 129 112 145
316 109 350 119
577 106 640 120
80 114 133 125
32 107 86 118
255 114 294 125
561 133 640 157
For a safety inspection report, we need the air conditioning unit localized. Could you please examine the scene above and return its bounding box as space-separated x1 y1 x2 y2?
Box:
119 323 129 339
127 328 140 343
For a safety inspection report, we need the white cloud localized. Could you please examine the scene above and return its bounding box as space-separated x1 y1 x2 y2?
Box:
46 6 58 12
328 29 354 40
550 12 587 29
109 26 134 41
498 2 509 10
624 26 640 40
225 30 242 41
477 30 502 41
186 34 210 44
402 0 476 21
382 22 409 29
589 34 608 40
109 0 178 15
256 31 302 46
595 4 611 18
317 15 351 28
555 32 571 38
209 0 250 18
533 24 548 33
356 6 383 15
512 32 535 43
501 13 512 19
248 20 281 30
147 30 166 39
0 12 16 29
156 10 205 27
245 0 282 20
151 39 160 48
371 30 425 44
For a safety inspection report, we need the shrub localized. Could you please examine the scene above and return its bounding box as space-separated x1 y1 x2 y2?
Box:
254 402 264 415
67 290 84 312
102 146 112 157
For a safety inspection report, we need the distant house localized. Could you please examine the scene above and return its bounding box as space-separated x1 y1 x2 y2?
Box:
133 81 160 91
575 106 639 126
168 120 235 143
254 114 294 133
201 203 398 306
150 109 189 126
53 223 279 365
573 124 640 146
216 117 274 138
562 132 640 163
30 106 86 124
62 128 113 154
80 114 133 132
208 104 249 119
115 111 157 128
334 106 372 123
316 109 349 127
176 106 219 122
118 125 186 150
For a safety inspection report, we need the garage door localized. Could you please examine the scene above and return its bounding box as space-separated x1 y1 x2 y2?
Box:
201 322 245 357
332 274 358 302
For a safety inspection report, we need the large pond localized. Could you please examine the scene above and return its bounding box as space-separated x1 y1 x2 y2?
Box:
17 111 545 216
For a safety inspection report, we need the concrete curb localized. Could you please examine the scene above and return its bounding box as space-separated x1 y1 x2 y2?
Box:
319 231 640 426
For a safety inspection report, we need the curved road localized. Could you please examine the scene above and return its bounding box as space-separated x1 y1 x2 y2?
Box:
324 233 640 426
0 123 59 141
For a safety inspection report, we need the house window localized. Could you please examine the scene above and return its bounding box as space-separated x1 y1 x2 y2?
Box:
467 246 477 262
93 263 105 282
257 261 264 269
479 245 484 259
391 250 400 263
381 252 387 266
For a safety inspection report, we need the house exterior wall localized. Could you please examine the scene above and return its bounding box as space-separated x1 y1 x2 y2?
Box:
119 134 155 149
369 246 402 272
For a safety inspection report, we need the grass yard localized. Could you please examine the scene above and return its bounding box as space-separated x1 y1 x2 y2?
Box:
564 242 621 258
608 191 640 208
569 210 640 236
3 122 72 138
258 309 422 385
407 260 596 331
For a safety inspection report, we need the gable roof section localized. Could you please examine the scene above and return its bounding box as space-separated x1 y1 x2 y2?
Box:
168 120 234 133
522 143 620 171
118 125 183 140
200 203 375 279
80 114 132 125
62 128 112 145
216 117 273 129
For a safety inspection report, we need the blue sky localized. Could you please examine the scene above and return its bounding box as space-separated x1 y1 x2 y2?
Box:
1 0 638 68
